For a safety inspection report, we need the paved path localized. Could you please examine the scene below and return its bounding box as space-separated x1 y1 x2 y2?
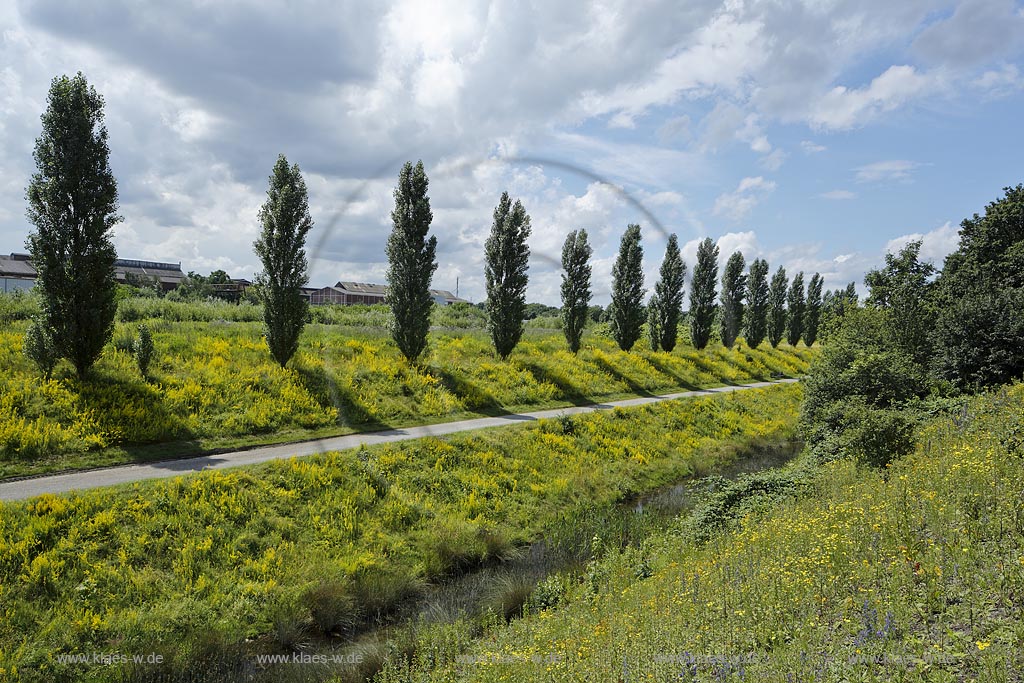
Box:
0 379 798 502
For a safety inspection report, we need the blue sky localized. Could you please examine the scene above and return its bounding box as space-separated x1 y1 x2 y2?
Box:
1 0 1023 304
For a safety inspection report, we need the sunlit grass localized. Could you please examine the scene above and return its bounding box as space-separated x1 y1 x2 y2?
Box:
0 383 803 681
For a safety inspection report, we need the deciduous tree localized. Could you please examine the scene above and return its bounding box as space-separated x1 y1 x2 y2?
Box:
745 258 769 348
786 272 805 346
652 234 686 351
719 251 746 348
253 155 314 367
26 73 120 377
386 161 438 362
766 266 788 348
560 230 592 354
608 224 646 351
689 238 719 350
485 192 532 359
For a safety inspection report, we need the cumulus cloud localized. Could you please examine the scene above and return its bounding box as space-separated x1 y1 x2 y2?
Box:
0 0 1018 305
884 221 961 265
808 65 939 130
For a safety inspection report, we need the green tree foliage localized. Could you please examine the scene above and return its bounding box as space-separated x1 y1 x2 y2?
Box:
386 161 438 362
745 258 769 348
766 266 788 348
719 251 746 349
647 293 661 351
23 317 59 380
651 234 686 352
688 238 719 350
485 192 532 359
25 73 120 377
932 185 1024 388
253 155 313 368
820 282 858 342
608 224 646 351
800 307 928 466
786 272 805 346
560 230 593 354
133 323 155 377
864 241 936 366
804 273 824 347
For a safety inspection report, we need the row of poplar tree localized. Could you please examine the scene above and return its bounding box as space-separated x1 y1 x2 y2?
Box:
21 72 821 380
377 161 827 362
602 228 824 354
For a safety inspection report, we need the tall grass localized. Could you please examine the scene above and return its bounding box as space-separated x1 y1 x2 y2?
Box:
0 383 803 682
373 383 1024 682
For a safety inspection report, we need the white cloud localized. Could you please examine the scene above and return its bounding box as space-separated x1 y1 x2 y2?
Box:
808 65 939 130
760 148 786 171
800 140 826 154
820 190 856 200
884 221 960 265
713 176 776 222
854 160 923 183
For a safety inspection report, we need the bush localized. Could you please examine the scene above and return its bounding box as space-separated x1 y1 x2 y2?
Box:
133 323 155 376
809 399 917 467
23 317 59 379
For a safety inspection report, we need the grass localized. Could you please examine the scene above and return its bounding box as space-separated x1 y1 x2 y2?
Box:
0 315 813 478
0 382 803 682
372 382 1024 682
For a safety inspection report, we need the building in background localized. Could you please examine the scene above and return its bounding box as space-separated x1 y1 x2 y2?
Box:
114 259 186 291
0 253 36 293
1 253 187 293
310 281 468 306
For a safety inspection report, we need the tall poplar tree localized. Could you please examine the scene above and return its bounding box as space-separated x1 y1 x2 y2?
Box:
767 266 788 348
745 258 769 348
26 73 120 377
787 271 806 346
608 224 645 351
386 161 438 362
719 251 747 348
647 293 661 351
485 192 531 359
560 229 592 354
689 237 719 350
652 234 686 351
253 154 313 367
804 272 824 347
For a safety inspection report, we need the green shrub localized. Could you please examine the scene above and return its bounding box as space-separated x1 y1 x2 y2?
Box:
22 317 58 379
133 323 155 377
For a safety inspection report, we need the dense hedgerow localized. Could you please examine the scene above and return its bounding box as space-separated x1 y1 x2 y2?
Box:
0 383 803 681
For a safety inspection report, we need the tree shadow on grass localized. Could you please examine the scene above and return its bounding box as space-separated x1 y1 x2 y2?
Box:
640 354 701 392
518 361 594 407
592 355 656 397
69 371 206 465
293 363 392 432
711 347 766 383
424 365 504 414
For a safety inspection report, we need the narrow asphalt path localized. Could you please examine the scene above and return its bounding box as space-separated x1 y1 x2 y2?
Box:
0 379 798 502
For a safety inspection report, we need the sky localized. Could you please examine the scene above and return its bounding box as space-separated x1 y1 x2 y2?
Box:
1 0 1023 306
